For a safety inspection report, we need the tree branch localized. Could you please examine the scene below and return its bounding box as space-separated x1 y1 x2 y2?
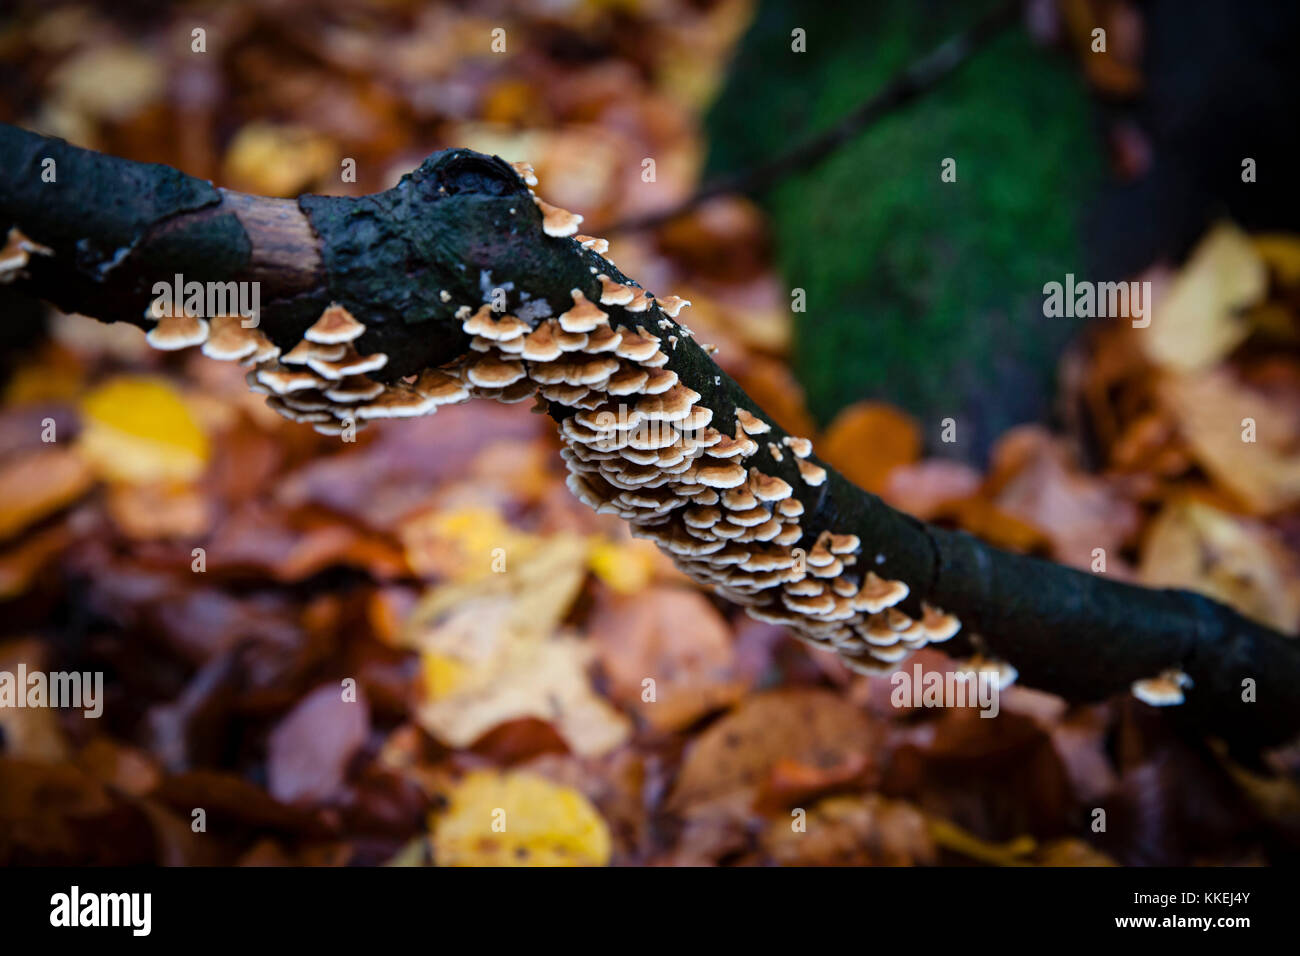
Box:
2 123 1297 748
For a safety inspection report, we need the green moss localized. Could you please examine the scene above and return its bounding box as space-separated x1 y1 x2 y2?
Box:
706 0 1100 458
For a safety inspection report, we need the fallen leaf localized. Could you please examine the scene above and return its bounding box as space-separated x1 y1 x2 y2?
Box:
431 769 611 866
0 447 93 541
761 794 936 866
819 401 921 494
1035 837 1117 866
669 688 877 812
881 458 982 520
267 683 370 805
1143 222 1267 372
1159 368 1300 513
49 43 163 123
0 640 70 763
106 481 210 540
985 426 1139 568
78 376 209 484
586 537 657 595
589 586 748 732
407 534 631 755
223 122 338 197
1139 498 1300 633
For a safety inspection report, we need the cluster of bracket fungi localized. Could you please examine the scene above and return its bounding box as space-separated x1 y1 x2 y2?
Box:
94 163 963 677
0 166 1190 702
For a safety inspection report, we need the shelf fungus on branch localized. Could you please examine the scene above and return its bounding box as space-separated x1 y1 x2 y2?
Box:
123 165 971 681
6 123 1299 746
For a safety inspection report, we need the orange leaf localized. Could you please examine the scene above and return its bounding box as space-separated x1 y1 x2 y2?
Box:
819 401 920 494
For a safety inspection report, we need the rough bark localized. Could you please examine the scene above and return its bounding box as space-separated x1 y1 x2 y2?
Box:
2 123 1297 748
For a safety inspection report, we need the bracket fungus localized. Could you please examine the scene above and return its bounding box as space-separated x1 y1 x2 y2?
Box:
101 161 1205 709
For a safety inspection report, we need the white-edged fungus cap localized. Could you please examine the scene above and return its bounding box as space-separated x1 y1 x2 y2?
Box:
148 313 210 350
201 315 261 361
534 197 583 237
305 303 367 344
657 295 691 318
256 362 328 394
1131 668 1192 706
852 572 910 613
463 305 530 341
596 274 635 306
559 290 609 333
510 161 539 187
735 409 770 436
782 435 813 458
466 355 527 389
796 458 828 487
355 385 438 419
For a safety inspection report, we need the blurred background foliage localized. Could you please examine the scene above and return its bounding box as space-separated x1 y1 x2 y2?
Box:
0 0 1298 867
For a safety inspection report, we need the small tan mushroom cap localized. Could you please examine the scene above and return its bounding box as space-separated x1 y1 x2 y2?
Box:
535 197 583 237
0 228 52 283
749 469 793 502
356 385 438 419
283 340 346 365
463 305 530 341
558 290 609 333
148 313 209 350
852 572 910 614
202 315 261 361
735 409 770 436
306 304 367 344
596 274 635 306
796 458 828 487
466 355 527 389
1131 669 1191 706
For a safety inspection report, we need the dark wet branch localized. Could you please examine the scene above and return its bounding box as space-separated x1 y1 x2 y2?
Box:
2 122 1297 749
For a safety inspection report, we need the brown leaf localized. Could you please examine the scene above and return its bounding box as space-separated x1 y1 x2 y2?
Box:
985 426 1140 569
589 586 749 733
669 688 877 812
1139 498 1300 633
760 794 936 866
0 446 93 541
267 683 370 805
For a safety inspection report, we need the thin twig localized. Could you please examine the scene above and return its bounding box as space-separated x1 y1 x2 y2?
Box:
610 0 1021 232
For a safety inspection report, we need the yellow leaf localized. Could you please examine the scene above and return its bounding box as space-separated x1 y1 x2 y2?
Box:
406 533 631 756
223 122 337 197
1139 499 1300 633
587 538 655 595
927 816 1037 866
432 770 611 866
49 43 163 123
1158 369 1300 514
400 505 537 582
1144 222 1267 372
1253 233 1300 286
78 377 209 484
